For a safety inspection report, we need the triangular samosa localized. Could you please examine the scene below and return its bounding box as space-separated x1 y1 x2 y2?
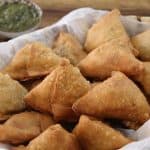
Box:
25 61 90 121
53 32 87 65
73 72 150 124
0 73 27 121
0 111 54 144
132 29 150 61
79 39 143 80
73 115 131 150
25 124 80 150
2 42 64 80
84 9 137 55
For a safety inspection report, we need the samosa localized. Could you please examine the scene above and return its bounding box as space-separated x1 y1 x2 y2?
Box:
73 115 131 150
79 39 143 80
0 111 54 144
53 32 87 65
18 124 81 150
84 9 137 56
73 72 150 124
0 73 27 122
132 29 150 61
2 42 64 80
25 61 90 121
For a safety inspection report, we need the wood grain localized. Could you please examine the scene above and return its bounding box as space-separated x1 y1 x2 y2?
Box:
32 0 150 16
40 10 66 28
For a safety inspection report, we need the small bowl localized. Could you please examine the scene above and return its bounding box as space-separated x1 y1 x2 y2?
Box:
0 0 43 38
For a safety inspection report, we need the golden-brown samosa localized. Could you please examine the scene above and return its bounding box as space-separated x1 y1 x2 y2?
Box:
134 62 150 96
2 42 64 80
79 39 143 80
84 9 134 53
73 72 150 124
25 61 90 121
0 73 27 122
53 32 87 65
26 124 81 150
131 30 150 61
73 115 131 150
0 111 54 144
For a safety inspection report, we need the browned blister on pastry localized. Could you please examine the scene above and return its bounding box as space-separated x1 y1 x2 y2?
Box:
0 73 27 122
79 39 143 80
73 115 131 150
73 72 150 124
25 124 81 150
2 42 64 80
0 111 54 145
53 32 87 65
25 61 90 121
134 62 150 96
84 9 137 56
131 29 150 61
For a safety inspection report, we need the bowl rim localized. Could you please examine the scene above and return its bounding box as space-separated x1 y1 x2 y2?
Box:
0 0 43 38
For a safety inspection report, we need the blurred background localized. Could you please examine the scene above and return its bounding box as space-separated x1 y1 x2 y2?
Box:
32 0 150 28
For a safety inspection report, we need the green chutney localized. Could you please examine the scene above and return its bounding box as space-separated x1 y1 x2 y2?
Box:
0 2 40 32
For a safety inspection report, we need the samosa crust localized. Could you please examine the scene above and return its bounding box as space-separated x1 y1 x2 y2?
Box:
134 62 150 96
53 32 87 65
73 72 150 124
25 62 90 121
84 9 131 53
26 124 81 150
73 115 131 150
0 111 54 144
79 40 143 80
131 29 150 61
0 73 27 121
2 42 64 80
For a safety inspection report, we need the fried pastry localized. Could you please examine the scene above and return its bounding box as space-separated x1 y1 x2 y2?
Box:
0 111 54 144
2 42 64 80
25 124 80 150
25 61 90 121
79 39 143 80
0 73 27 121
73 72 150 124
73 115 131 150
134 62 150 96
84 9 136 54
131 30 150 61
53 32 87 65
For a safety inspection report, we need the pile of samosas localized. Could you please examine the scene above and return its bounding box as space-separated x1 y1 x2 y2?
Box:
0 9 150 150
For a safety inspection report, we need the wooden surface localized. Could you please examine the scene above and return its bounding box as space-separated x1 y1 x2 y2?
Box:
40 10 150 28
40 10 66 28
33 0 150 16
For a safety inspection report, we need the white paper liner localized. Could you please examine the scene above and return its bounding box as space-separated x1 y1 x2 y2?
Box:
0 8 150 150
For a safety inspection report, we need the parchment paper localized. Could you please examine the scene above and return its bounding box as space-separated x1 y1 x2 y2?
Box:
0 8 150 150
